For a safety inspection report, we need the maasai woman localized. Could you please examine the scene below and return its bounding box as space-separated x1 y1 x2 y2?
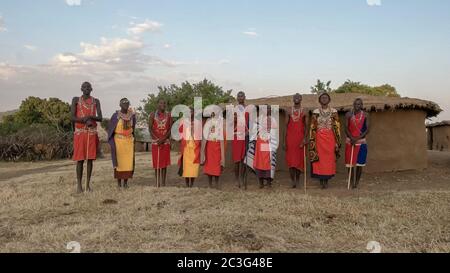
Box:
71 82 103 193
149 99 172 187
232 91 249 188
285 93 308 188
253 105 279 189
345 98 370 189
178 108 201 188
201 112 225 189
309 92 341 189
108 98 136 189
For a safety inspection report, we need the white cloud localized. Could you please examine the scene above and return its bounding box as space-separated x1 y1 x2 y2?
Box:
0 16 7 32
0 63 18 80
367 0 381 6
218 59 231 65
66 0 82 6
243 30 258 37
50 36 185 76
79 37 144 59
24 45 38 51
127 20 163 35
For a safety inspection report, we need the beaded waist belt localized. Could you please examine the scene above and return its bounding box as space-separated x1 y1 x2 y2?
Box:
345 137 366 145
152 140 170 144
115 134 133 139
74 127 97 134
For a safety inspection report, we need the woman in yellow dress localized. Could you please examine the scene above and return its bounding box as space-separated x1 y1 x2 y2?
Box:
178 108 201 188
108 98 136 188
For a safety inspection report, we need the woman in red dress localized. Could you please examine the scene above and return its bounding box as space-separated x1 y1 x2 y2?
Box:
71 82 103 193
253 106 278 189
149 99 172 187
345 98 370 189
285 93 308 188
232 91 249 188
309 92 341 189
201 112 225 189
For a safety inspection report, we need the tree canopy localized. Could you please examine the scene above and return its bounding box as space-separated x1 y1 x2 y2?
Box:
334 80 400 97
139 79 234 120
1 97 71 135
310 79 333 94
310 79 400 97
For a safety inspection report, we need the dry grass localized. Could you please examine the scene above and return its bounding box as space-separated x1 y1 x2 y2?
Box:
0 151 449 253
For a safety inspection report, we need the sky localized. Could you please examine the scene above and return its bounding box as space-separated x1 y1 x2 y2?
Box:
0 0 449 120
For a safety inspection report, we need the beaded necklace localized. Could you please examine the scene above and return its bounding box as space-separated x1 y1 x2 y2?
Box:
79 96 95 118
291 106 303 122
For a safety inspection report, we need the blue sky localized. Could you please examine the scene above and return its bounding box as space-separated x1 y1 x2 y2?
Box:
0 0 449 120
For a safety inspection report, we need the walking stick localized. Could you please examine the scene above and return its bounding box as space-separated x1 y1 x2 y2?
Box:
303 145 307 194
85 129 90 193
156 144 160 188
243 138 249 190
347 145 355 190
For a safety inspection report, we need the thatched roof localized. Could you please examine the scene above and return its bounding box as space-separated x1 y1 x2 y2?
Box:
426 120 450 128
241 93 441 118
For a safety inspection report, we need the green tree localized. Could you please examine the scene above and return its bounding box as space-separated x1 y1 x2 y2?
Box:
7 97 71 133
310 79 332 94
334 80 400 97
372 84 399 97
139 79 234 120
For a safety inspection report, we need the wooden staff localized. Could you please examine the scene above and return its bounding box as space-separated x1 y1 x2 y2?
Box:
155 144 159 188
347 145 355 190
303 145 307 194
85 129 90 193
156 144 160 188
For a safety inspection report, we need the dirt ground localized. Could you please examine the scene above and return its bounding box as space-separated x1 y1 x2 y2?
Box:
0 151 449 253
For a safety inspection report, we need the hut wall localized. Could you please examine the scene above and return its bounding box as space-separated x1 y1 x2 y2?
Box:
362 110 428 172
427 128 433 150
430 126 450 151
213 109 429 173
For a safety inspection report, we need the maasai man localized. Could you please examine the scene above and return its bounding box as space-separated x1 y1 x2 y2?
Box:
71 82 103 193
201 112 225 189
178 108 201 188
345 98 370 189
232 91 249 188
148 99 172 187
309 92 341 189
108 98 136 189
285 93 308 188
253 105 278 189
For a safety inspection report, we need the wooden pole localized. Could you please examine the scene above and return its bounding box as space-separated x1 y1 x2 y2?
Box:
156 145 160 188
85 130 90 193
303 145 307 194
347 145 355 190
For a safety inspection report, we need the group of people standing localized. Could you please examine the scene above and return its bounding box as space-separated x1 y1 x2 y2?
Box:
71 82 369 193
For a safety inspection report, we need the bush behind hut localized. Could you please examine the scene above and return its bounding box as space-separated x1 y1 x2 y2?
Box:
0 97 73 161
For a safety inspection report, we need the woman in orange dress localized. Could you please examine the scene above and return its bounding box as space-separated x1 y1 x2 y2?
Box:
108 98 136 188
178 108 201 188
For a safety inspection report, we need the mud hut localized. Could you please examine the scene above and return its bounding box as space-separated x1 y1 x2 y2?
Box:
134 128 152 152
224 93 441 173
427 121 450 152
